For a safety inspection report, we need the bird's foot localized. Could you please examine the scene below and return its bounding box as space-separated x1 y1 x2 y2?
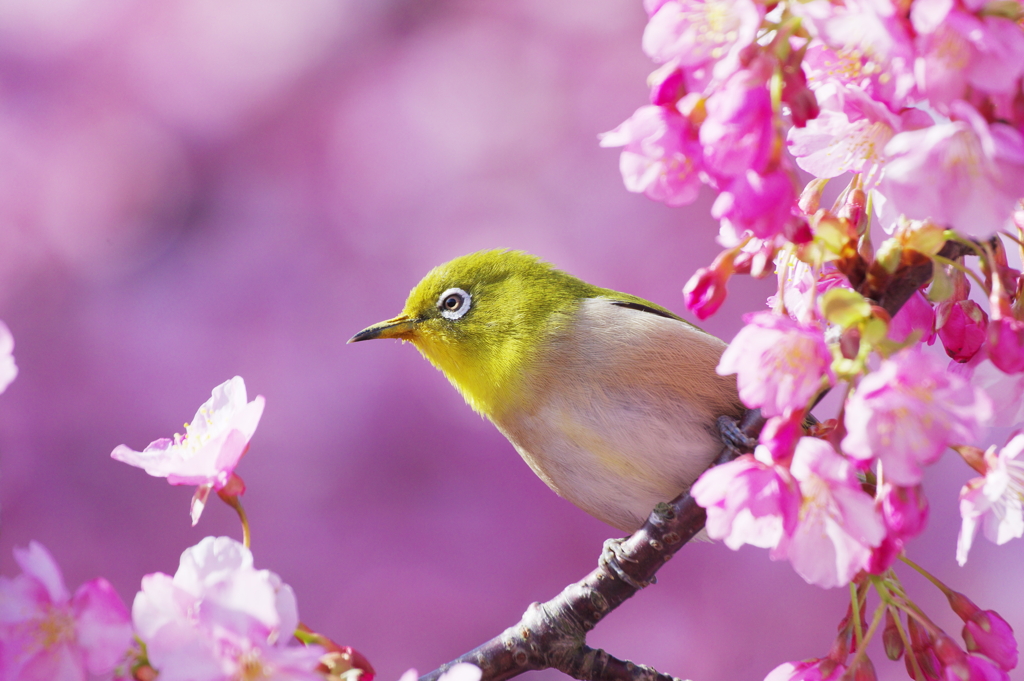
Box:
717 415 756 454
599 538 656 590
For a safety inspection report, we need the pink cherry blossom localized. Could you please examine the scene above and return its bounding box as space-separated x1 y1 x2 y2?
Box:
774 437 886 589
599 104 704 207
691 449 801 550
682 255 731 320
879 483 929 542
949 349 1024 428
888 290 936 345
764 658 845 681
794 0 916 110
947 593 1019 673
641 0 763 79
842 346 993 486
718 311 835 417
772 258 851 325
133 536 323 681
0 541 133 681
712 166 799 244
0 319 17 395
879 101 1024 237
111 376 265 524
699 63 774 179
957 432 1024 566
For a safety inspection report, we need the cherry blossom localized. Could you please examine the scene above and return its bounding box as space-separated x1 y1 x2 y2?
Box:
957 432 1024 566
764 658 845 681
0 542 133 681
699 63 774 180
132 536 323 681
691 449 801 550
599 104 704 207
887 290 936 345
111 376 265 524
718 311 834 417
842 346 992 486
776 437 885 589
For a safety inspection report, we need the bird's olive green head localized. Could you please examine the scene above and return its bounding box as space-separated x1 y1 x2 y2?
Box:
349 249 598 417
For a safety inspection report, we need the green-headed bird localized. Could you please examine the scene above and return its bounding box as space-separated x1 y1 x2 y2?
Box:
350 250 743 532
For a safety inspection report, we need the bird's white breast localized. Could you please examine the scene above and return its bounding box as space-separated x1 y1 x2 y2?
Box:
493 298 743 532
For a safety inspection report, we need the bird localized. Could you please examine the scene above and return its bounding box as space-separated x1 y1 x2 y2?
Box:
349 250 744 533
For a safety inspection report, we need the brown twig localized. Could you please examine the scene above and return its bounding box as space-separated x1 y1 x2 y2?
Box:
421 239 973 681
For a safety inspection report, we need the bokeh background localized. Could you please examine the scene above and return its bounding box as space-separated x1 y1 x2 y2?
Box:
0 2 1021 680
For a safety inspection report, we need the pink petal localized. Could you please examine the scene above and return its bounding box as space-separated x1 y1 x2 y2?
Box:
71 578 133 674
14 542 69 604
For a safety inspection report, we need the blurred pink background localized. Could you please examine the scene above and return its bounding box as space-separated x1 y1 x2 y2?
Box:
0 2 1021 681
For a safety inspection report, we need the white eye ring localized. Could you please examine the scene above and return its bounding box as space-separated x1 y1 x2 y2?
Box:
438 287 472 320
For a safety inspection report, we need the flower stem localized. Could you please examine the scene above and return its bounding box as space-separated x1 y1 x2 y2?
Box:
899 555 951 597
850 581 864 648
220 494 252 548
932 254 989 293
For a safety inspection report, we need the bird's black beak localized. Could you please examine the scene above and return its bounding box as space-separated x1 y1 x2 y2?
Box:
348 315 421 343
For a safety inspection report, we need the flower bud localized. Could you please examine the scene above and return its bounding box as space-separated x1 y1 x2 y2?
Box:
880 484 929 540
648 63 685 106
933 635 970 681
962 610 1017 671
683 267 728 320
937 300 988 363
847 655 878 681
986 316 1024 374
883 609 905 661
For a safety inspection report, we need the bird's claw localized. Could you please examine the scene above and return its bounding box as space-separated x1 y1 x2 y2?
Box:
599 538 655 590
717 415 756 454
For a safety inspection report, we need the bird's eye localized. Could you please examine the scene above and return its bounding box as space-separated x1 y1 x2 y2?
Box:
437 287 471 320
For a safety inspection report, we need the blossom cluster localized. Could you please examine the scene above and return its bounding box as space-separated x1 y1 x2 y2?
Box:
0 374 402 681
606 0 1024 679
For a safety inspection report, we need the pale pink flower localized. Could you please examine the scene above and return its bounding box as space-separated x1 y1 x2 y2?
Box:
794 0 917 109
949 350 1024 428
0 319 17 395
879 101 1024 237
0 542 133 681
599 105 704 207
718 312 835 417
912 2 1024 107
111 376 265 524
764 658 845 681
888 290 936 345
776 437 886 589
133 536 323 681
957 433 1024 566
641 0 763 78
699 63 774 180
712 166 798 244
842 346 993 486
691 449 801 550
771 258 851 325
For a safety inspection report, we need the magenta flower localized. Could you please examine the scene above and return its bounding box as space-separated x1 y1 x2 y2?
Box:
879 102 1024 237
699 63 774 180
775 437 885 589
691 450 801 550
133 536 324 681
712 166 798 244
682 252 732 320
642 0 763 78
946 593 1019 673
599 104 704 207
880 483 929 542
842 346 993 486
0 542 133 681
718 311 835 417
888 290 936 345
111 376 265 524
957 432 1024 566
764 658 845 681
0 319 17 395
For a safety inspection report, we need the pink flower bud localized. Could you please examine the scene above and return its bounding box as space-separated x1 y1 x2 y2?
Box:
987 316 1024 374
683 266 728 320
889 291 937 344
849 655 878 681
937 300 988 363
759 411 804 461
883 609 905 661
934 635 971 681
648 64 685 106
962 610 1017 671
880 484 930 541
